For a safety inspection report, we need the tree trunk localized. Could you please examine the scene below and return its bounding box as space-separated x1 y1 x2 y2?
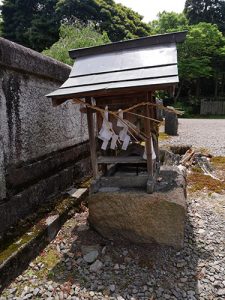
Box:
214 72 218 100
174 81 183 103
196 79 200 99
221 73 225 96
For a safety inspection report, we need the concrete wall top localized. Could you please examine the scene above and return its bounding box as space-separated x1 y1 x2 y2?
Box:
0 38 71 82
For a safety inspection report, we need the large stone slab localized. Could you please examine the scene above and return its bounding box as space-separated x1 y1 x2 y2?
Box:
88 167 186 249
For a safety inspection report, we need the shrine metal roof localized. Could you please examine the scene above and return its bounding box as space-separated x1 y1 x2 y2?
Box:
47 31 187 102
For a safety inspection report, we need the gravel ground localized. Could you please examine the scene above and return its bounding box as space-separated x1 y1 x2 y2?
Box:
1 118 225 300
1 190 224 300
161 119 225 156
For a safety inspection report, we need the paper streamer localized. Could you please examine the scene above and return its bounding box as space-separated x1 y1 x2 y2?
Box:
119 126 128 141
110 134 119 150
98 106 113 150
101 139 109 150
122 135 131 150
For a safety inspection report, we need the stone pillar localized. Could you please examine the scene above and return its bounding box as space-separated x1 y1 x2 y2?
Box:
165 111 178 136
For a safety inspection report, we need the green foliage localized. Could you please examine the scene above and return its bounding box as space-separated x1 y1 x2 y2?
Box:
1 0 36 46
151 11 225 106
150 11 189 34
1 0 60 51
27 0 60 52
43 23 110 65
178 22 225 80
1 0 151 51
56 0 151 42
184 0 225 34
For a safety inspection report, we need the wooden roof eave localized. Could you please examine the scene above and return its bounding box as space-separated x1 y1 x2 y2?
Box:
51 82 178 107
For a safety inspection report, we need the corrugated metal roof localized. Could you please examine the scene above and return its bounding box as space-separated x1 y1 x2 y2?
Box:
47 31 187 100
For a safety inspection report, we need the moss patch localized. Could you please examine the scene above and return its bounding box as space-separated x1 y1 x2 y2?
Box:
188 172 225 194
159 132 171 141
35 248 60 279
0 197 78 265
211 156 225 170
191 166 203 174
0 225 43 264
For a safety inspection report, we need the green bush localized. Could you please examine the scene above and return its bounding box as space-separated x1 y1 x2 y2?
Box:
43 22 110 65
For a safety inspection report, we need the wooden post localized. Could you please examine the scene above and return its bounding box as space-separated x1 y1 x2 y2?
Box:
144 92 155 193
152 96 160 164
86 97 98 179
145 92 153 178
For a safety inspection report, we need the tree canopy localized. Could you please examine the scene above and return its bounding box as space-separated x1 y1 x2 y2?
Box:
1 0 60 51
150 11 189 34
151 11 225 105
179 22 225 80
56 0 151 42
1 0 151 51
184 0 225 34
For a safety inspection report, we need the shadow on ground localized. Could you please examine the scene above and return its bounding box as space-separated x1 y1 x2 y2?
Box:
47 211 213 300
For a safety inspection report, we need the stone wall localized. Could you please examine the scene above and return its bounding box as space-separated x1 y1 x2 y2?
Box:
0 38 90 235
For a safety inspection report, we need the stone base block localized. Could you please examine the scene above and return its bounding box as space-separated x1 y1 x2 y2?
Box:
88 167 186 249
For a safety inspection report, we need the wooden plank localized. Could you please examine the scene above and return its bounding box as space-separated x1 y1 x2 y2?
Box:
97 156 146 164
86 97 99 179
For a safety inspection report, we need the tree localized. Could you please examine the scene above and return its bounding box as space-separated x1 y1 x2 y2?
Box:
27 0 60 51
184 0 225 34
1 0 60 51
56 0 151 42
178 22 225 100
150 11 189 34
1 0 37 47
1 0 151 51
43 22 110 65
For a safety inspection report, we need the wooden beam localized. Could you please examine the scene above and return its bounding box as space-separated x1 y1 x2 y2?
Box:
86 97 99 179
49 83 178 105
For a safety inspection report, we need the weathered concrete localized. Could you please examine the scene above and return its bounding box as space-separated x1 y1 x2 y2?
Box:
0 38 90 235
89 167 187 249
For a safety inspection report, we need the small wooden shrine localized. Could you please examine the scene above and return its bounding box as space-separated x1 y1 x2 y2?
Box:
48 32 187 194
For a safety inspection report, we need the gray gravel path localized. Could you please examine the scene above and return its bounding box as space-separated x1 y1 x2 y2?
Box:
1 191 225 300
161 119 225 156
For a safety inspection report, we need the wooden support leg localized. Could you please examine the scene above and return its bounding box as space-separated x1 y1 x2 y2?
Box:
145 94 153 177
86 98 98 179
144 92 154 193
